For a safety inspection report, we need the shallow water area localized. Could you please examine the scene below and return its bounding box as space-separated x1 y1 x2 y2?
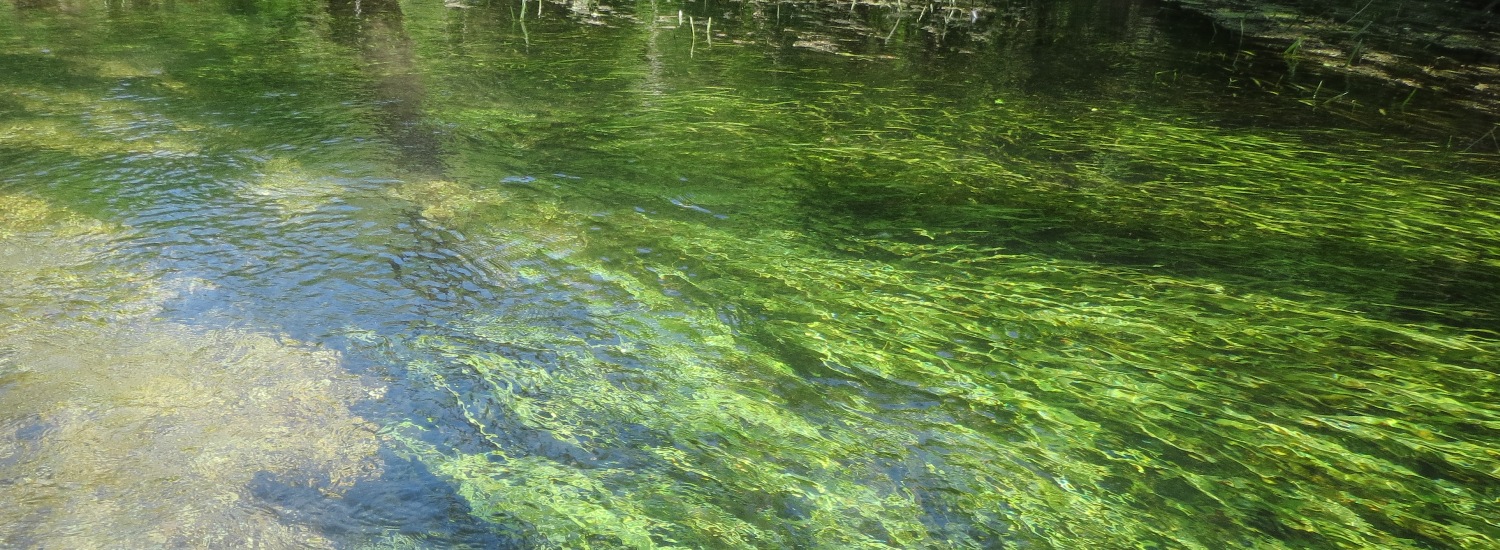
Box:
0 197 384 546
3 0 1500 547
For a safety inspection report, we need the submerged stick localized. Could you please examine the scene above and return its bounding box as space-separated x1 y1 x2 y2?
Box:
885 16 903 43
1461 124 1498 153
1345 0 1375 25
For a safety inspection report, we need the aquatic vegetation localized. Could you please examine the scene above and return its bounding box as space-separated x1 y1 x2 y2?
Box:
4 0 1498 547
794 96 1500 321
364 3 1500 547
0 194 53 236
387 165 1500 547
394 308 937 548
389 179 511 227
241 157 357 217
0 193 155 325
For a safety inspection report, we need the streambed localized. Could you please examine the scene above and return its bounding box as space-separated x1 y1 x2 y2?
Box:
2 0 1498 547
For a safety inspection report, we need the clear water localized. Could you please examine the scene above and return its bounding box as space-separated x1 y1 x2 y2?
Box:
2 0 1498 547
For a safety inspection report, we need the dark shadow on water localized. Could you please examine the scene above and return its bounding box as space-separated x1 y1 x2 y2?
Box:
801 187 1500 332
246 448 523 548
326 0 449 176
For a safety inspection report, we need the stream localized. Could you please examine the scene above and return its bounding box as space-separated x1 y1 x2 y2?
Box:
3 0 1499 547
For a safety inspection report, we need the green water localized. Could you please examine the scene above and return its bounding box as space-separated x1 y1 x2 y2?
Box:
3 0 1499 547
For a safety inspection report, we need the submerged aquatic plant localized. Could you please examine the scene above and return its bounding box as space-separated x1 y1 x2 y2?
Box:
371 7 1500 545
5 0 1496 545
386 155 1500 547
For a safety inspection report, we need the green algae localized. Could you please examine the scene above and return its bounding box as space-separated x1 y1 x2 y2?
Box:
0 193 156 326
242 157 360 217
0 194 58 237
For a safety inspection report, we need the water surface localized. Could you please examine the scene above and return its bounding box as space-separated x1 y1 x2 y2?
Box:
2 0 1499 547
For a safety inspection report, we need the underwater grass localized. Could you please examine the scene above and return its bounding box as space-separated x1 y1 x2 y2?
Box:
776 88 1500 326
370 7 1500 546
8 0 1489 545
385 166 1500 548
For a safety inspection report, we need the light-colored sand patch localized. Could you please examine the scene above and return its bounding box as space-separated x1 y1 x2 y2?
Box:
0 193 383 548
